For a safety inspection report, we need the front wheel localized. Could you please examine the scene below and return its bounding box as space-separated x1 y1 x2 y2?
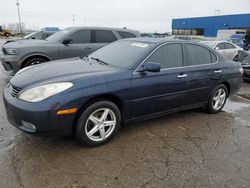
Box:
76 101 121 147
207 85 228 114
25 58 47 67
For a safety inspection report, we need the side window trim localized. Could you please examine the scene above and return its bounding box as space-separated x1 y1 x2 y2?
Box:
134 42 219 74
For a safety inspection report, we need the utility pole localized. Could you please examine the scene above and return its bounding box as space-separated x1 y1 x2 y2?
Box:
16 0 23 35
72 14 75 26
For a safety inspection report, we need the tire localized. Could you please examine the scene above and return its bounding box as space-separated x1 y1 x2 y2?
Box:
24 58 47 67
233 55 238 62
207 84 228 114
76 101 121 147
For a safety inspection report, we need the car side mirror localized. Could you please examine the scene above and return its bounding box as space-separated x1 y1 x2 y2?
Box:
30 36 36 39
138 62 161 73
62 38 73 45
215 47 220 50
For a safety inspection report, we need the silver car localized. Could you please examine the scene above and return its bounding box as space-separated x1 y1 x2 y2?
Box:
1 27 140 75
201 41 242 61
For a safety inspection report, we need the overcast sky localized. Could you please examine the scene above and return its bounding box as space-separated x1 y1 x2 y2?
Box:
0 0 249 32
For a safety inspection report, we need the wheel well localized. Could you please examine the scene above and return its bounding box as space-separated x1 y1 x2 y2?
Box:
220 82 231 96
21 55 51 68
72 94 124 131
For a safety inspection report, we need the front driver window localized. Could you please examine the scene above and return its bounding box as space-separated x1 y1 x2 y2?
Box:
68 30 91 44
146 43 183 69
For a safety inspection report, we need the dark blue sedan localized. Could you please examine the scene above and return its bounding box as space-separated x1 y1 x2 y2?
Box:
3 38 243 146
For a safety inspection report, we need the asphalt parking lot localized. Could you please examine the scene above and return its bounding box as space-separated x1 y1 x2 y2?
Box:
0 38 250 188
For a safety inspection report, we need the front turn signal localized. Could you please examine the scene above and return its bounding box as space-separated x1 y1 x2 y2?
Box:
56 108 77 115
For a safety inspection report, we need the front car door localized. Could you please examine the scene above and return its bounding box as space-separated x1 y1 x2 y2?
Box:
59 30 93 59
129 43 188 119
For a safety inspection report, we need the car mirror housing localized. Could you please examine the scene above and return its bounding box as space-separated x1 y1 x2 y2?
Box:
62 38 73 45
138 62 161 73
215 47 220 50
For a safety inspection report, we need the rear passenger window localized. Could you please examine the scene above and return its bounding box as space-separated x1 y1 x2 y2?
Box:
95 30 117 43
183 44 211 66
117 31 137 39
68 30 91 43
225 43 236 49
146 43 183 69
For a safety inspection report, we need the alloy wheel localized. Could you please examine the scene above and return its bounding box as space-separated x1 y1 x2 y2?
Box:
85 108 116 142
212 88 226 110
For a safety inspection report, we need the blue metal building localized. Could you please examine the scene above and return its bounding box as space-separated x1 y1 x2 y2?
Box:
172 14 250 37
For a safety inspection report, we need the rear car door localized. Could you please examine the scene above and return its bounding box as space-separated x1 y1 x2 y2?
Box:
130 43 188 118
92 30 118 51
182 43 219 106
59 30 93 59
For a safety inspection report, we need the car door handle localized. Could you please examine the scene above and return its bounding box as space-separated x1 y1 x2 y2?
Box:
214 70 222 73
177 74 188 78
85 47 92 50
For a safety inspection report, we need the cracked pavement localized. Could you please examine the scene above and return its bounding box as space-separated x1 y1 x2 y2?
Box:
0 39 250 188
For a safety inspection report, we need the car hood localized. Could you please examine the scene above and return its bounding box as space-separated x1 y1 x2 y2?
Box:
10 57 118 89
3 39 50 48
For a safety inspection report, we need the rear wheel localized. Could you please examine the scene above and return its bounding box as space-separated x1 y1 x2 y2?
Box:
207 85 228 114
76 101 121 147
24 57 47 67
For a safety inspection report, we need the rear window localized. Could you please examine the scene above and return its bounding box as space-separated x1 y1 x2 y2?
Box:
95 30 117 43
183 44 212 66
117 31 137 39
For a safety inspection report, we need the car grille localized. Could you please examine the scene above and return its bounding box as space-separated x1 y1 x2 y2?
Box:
10 85 21 97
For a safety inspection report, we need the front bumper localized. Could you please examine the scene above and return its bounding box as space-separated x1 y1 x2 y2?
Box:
3 85 77 136
0 54 20 75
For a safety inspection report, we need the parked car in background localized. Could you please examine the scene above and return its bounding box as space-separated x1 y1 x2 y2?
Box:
1 27 140 75
3 38 243 146
201 41 242 61
238 50 250 81
4 27 60 44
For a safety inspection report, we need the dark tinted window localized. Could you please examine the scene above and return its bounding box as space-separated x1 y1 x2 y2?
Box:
146 43 183 69
95 30 117 43
117 31 137 39
183 44 212 66
68 30 91 43
225 43 236 49
216 43 225 50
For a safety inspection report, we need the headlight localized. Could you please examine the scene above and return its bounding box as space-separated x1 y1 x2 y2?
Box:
18 82 73 102
5 48 19 55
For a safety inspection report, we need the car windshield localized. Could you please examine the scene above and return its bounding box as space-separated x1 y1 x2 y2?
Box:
24 32 38 39
46 28 72 41
88 40 154 68
201 41 217 48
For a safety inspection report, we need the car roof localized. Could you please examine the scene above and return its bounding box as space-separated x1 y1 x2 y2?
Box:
65 26 140 34
123 37 197 45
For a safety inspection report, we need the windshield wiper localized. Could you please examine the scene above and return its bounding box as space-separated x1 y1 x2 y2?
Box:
91 57 109 65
